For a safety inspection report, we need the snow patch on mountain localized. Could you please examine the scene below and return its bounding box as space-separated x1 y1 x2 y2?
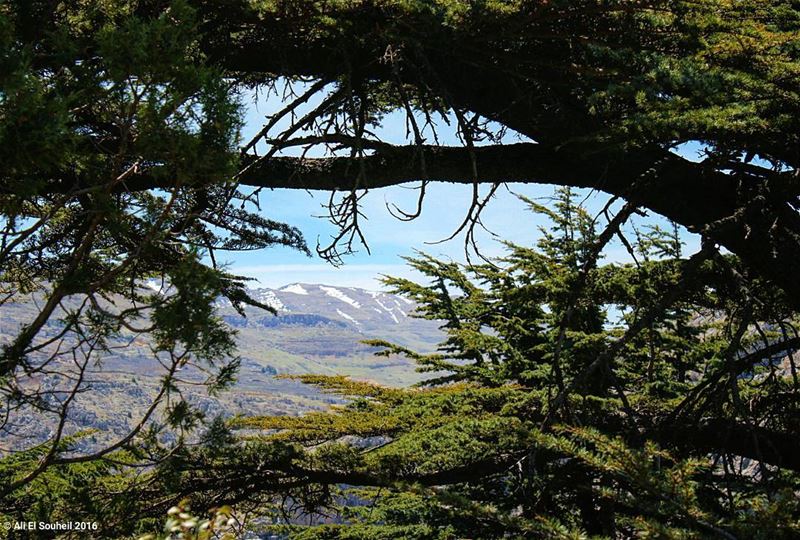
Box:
254 290 287 312
373 296 392 312
392 298 409 317
281 284 309 295
373 296 403 324
336 309 360 325
319 286 361 309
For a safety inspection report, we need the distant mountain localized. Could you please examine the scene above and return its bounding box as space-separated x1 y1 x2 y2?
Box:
226 283 422 329
211 283 443 386
0 283 444 451
219 283 440 356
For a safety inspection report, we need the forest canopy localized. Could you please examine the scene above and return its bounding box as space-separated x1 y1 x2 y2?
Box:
1 1 800 538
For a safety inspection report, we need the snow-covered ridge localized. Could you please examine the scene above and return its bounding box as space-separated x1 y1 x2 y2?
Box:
336 309 360 325
212 283 420 327
252 289 287 312
370 289 413 305
319 286 361 309
280 283 309 295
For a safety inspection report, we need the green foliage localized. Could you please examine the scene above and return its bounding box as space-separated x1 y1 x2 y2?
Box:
0 0 308 530
208 189 799 539
0 433 140 536
25 187 793 538
3 1 800 538
139 502 238 540
239 0 800 165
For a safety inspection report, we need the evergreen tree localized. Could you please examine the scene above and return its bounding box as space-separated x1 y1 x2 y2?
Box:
2 2 800 537
119 191 798 539
0 0 307 519
240 195 797 539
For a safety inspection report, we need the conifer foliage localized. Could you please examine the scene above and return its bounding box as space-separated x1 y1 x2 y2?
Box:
0 0 307 522
2 1 800 538
219 191 797 539
132 190 797 539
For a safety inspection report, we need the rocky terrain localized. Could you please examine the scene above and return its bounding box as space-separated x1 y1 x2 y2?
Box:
0 283 443 452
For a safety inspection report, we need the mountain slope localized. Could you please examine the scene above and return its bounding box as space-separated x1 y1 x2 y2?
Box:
0 283 443 451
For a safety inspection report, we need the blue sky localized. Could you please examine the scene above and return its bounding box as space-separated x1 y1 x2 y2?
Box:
225 84 702 290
